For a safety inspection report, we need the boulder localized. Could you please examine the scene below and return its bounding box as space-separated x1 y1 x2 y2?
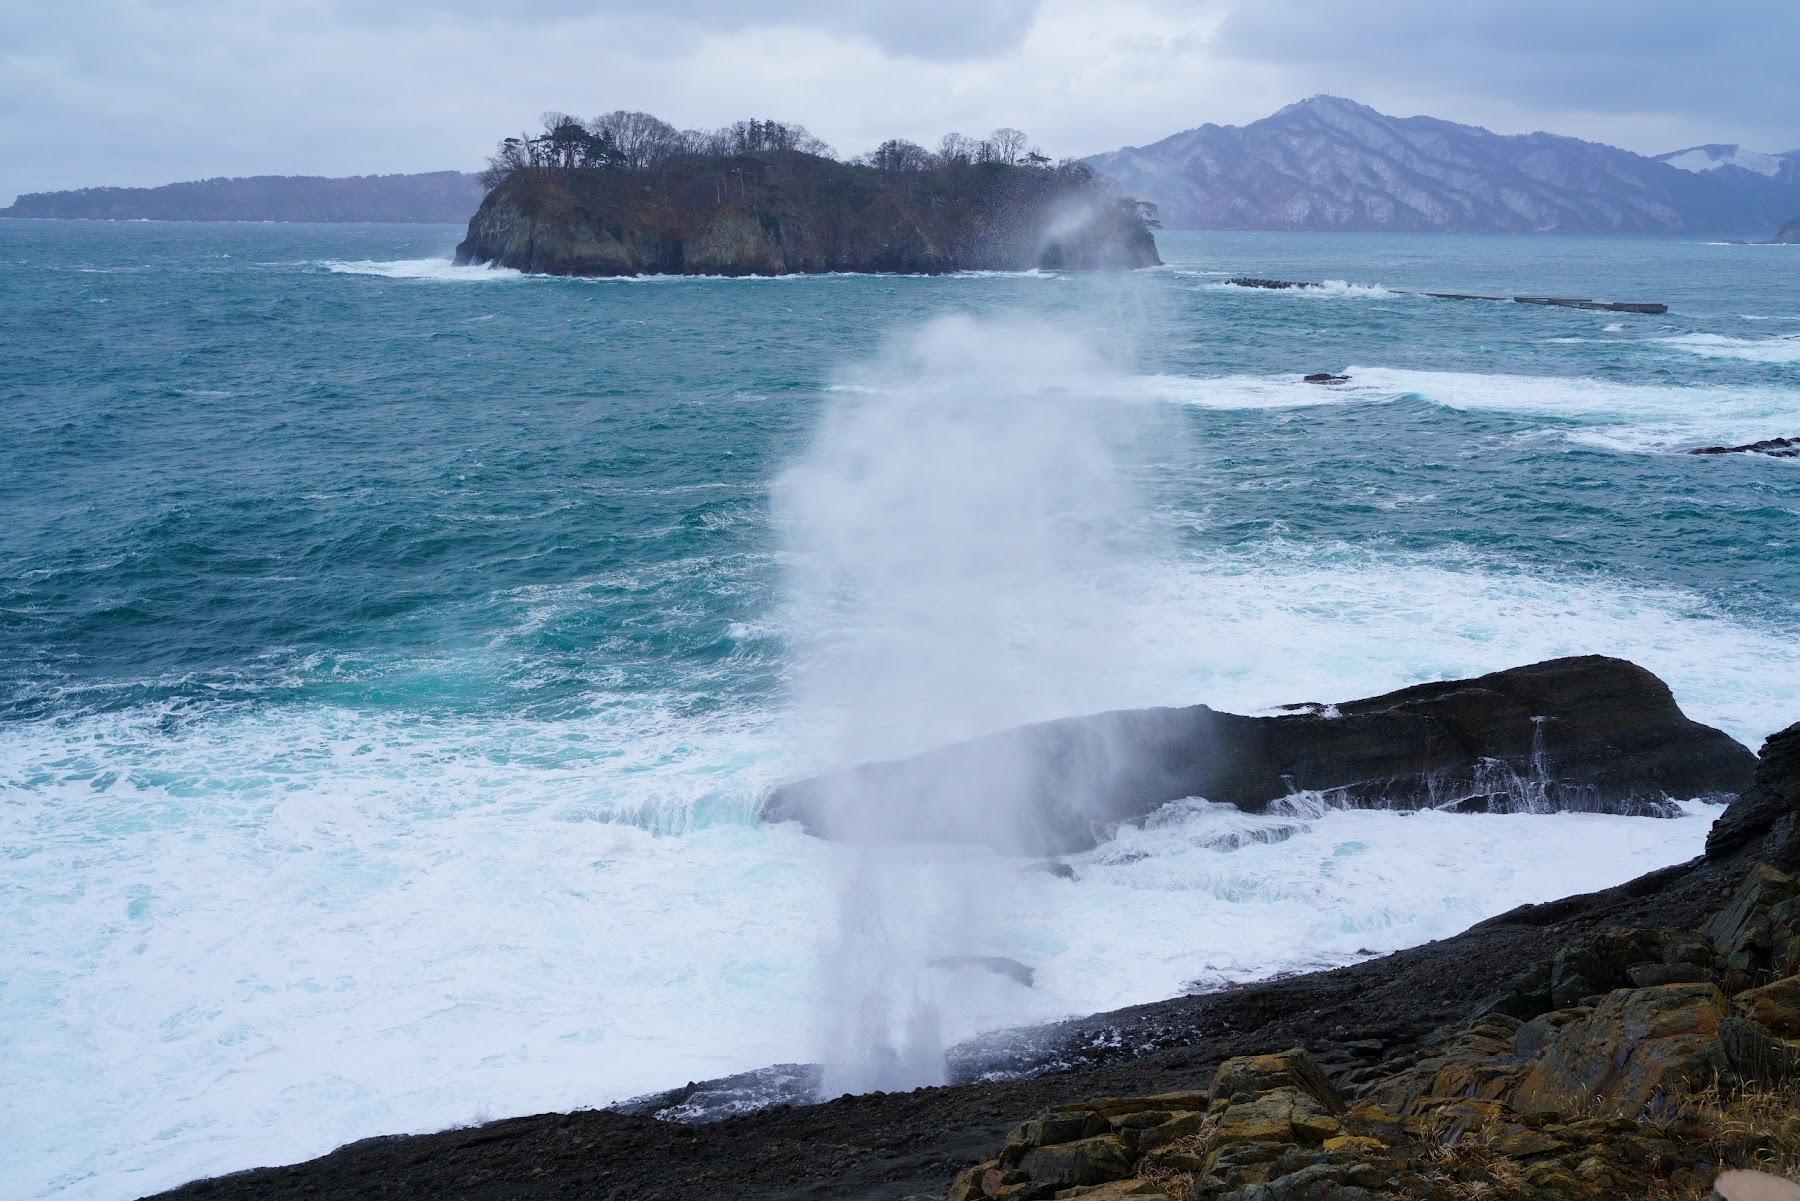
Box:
1511 983 1730 1116
1708 722 1800 867
766 656 1756 855
1017 1135 1135 1189
1213 1050 1344 1112
1733 977 1800 1038
1704 865 1800 988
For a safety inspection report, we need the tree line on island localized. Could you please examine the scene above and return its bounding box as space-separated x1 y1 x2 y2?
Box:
482 111 1132 207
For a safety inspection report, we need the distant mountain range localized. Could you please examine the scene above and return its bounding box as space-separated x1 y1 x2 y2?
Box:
0 171 484 223
8 102 1799 235
1086 97 1800 235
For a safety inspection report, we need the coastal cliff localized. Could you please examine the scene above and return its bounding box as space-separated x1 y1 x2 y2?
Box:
454 154 1160 276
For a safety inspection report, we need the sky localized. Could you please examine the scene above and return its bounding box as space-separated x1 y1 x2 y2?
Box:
3 0 1798 202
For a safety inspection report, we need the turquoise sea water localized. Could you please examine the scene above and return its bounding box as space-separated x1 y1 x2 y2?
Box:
2 221 1798 1200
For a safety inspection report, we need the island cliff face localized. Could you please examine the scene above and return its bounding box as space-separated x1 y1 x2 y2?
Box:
454 154 1160 276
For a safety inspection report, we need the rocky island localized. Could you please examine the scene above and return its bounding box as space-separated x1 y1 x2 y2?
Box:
454 113 1160 276
143 658 1800 1201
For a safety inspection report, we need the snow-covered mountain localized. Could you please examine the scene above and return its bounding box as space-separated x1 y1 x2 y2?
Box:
1654 143 1800 184
1086 97 1800 234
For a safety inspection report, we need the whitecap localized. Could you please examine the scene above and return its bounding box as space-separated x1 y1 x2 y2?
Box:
1335 365 1800 453
323 258 523 282
1208 278 1400 299
1656 332 1800 364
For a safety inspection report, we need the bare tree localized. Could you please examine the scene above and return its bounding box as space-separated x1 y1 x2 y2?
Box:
937 133 978 165
480 135 532 187
713 119 835 158
590 110 680 171
987 127 1029 166
868 138 933 172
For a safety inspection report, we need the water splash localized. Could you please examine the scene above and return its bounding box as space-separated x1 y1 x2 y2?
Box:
773 313 1178 1093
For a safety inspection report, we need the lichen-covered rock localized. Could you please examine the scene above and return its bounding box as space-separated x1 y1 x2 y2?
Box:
1212 1050 1344 1112
1511 983 1730 1116
1707 865 1800 991
945 866 1800 1201
1735 976 1800 1038
1212 1088 1346 1145
1017 1135 1135 1189
1357 1014 1528 1116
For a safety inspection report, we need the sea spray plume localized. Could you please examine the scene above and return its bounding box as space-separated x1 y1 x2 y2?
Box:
773 313 1177 1094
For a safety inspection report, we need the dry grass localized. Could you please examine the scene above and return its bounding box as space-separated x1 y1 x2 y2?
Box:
1681 1081 1800 1185
1137 1114 1219 1201
1419 1127 1534 1201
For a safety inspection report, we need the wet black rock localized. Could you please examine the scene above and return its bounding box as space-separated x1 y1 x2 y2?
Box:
762 656 1757 856
1708 722 1800 868
1688 436 1800 458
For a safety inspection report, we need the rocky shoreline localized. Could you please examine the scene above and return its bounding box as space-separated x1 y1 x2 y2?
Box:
144 674 1798 1201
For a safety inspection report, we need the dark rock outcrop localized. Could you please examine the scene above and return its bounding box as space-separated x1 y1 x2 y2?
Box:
1689 436 1800 459
1708 723 1800 867
454 156 1160 276
1773 219 1800 244
763 656 1756 856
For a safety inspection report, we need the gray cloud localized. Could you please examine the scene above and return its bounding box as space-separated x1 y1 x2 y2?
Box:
1216 1 1800 150
2 1 1796 205
332 0 1043 60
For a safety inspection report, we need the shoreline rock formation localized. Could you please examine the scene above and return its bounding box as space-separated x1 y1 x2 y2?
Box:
1689 436 1800 459
142 718 1800 1201
941 729 1800 1200
454 155 1160 277
763 656 1757 856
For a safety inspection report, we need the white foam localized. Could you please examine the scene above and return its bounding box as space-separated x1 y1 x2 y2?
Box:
1210 278 1401 299
323 258 524 282
6 546 1797 1200
1657 333 1800 364
1130 373 1374 410
1334 365 1800 453
319 259 1061 285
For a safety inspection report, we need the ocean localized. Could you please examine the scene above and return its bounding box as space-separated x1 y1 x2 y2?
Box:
2 219 1797 1201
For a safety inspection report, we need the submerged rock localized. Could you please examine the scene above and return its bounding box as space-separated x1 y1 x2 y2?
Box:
1688 436 1800 458
929 956 1037 988
763 656 1756 856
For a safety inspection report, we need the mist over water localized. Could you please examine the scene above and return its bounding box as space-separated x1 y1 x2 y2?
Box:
777 315 1179 1091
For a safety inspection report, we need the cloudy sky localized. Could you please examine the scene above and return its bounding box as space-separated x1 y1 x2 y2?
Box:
3 0 1797 202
